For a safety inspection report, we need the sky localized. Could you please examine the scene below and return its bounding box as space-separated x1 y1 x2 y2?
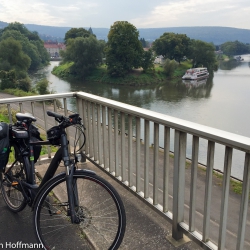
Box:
0 0 250 29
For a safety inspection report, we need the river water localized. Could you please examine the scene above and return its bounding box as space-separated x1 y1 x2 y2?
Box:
31 55 250 180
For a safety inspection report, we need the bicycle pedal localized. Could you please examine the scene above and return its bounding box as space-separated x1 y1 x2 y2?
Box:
11 181 19 186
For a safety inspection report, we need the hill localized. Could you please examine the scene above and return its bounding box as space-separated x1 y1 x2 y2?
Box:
1 21 250 45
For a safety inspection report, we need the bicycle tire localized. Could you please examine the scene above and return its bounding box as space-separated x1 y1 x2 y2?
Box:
34 170 126 250
1 145 28 212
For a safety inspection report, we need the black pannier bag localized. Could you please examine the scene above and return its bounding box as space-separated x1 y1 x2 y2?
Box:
0 122 10 171
11 124 42 163
30 124 43 163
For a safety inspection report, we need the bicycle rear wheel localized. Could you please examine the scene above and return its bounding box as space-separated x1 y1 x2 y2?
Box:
1 146 28 212
34 170 126 250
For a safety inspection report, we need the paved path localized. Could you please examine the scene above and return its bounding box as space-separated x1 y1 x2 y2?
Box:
0 160 202 250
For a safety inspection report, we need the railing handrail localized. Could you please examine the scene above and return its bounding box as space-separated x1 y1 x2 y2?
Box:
75 91 250 153
0 92 75 104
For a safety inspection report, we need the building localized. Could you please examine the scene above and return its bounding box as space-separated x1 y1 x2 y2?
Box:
44 42 66 58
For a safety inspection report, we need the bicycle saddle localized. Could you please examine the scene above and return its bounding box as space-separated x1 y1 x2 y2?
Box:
16 113 37 122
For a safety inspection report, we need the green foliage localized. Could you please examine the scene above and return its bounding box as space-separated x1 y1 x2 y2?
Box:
64 28 92 44
0 22 49 71
0 70 16 89
141 49 155 72
61 36 103 78
36 78 50 95
105 21 144 76
2 88 36 97
163 59 178 77
17 77 31 92
189 40 216 70
0 37 31 74
220 40 250 56
153 32 191 63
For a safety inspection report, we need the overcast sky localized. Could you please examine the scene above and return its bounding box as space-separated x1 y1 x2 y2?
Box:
1 0 250 29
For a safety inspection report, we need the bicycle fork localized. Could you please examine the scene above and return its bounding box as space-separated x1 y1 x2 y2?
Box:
61 133 79 224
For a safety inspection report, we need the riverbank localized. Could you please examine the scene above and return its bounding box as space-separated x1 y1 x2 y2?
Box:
52 62 190 85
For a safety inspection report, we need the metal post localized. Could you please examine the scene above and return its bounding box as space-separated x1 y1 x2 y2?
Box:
172 130 187 240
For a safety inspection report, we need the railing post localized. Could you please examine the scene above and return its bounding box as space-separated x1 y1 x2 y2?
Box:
172 130 187 240
236 153 250 250
218 146 232 250
203 140 215 242
189 135 199 231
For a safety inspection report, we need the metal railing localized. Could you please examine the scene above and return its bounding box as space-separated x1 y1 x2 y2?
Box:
1 92 249 250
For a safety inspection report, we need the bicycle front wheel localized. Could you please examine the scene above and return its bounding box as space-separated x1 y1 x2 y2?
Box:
34 170 126 250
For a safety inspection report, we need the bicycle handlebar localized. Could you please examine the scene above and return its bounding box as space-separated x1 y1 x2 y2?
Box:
47 111 64 120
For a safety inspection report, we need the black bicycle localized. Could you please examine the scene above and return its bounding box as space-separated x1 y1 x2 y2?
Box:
1 111 126 250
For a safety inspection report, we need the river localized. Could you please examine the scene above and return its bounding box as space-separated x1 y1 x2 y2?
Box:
30 55 250 180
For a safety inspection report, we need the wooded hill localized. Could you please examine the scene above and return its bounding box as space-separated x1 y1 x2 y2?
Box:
1 21 250 45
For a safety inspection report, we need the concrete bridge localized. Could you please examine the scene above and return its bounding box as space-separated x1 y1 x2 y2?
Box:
0 92 249 250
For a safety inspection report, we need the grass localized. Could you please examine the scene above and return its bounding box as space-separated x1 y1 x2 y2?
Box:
3 88 36 97
52 61 192 85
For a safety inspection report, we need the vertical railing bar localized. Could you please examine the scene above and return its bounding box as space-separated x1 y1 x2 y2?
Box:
236 153 250 250
7 104 12 124
76 97 84 154
202 140 215 242
128 114 133 186
31 102 35 118
102 106 108 169
82 100 89 155
97 104 103 165
42 101 51 158
88 102 93 159
121 112 126 181
144 120 149 198
63 98 71 153
108 107 113 172
218 146 233 249
92 103 97 161
172 130 187 240
189 135 199 231
19 103 23 112
53 100 58 126
153 123 159 205
114 110 119 176
163 126 170 213
136 117 141 192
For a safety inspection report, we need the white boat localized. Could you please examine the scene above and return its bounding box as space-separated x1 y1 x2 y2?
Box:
182 67 209 80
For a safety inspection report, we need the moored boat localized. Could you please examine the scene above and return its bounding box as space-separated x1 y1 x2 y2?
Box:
182 67 209 80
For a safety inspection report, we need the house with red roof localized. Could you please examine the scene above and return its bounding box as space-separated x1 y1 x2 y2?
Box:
44 43 66 58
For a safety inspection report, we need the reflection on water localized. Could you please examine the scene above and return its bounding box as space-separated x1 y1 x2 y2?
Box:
29 56 250 180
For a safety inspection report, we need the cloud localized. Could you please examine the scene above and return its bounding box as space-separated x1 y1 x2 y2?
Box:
0 0 249 29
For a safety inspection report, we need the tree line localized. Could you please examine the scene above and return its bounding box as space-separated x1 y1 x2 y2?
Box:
0 22 50 92
60 21 220 78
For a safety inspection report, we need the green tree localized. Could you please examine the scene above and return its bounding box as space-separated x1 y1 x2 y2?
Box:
0 37 31 76
153 32 190 63
61 36 103 78
141 49 155 72
1 23 49 69
64 28 92 44
105 21 144 76
220 41 250 56
189 40 216 70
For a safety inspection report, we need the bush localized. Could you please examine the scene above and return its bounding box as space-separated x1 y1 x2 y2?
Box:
17 77 31 92
36 78 50 95
163 59 178 77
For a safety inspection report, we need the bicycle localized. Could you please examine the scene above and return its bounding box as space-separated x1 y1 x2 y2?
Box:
1 111 126 250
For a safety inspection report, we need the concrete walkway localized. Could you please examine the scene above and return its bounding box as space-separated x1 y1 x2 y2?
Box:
0 159 202 250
